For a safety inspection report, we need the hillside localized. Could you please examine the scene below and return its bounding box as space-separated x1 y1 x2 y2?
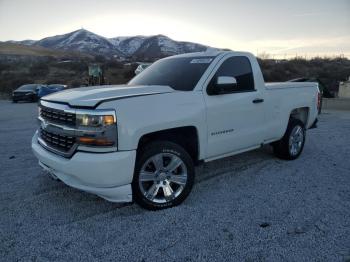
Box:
0 52 349 98
258 57 350 94
0 51 133 96
0 42 93 59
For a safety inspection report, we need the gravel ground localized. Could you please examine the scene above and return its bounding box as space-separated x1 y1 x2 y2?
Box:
0 100 349 262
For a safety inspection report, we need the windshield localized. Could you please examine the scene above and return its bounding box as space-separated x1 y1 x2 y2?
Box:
129 57 214 91
17 84 38 91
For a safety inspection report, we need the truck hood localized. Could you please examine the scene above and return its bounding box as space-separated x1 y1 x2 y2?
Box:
42 85 175 108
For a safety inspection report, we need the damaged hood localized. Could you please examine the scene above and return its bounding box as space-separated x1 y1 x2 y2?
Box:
41 85 175 108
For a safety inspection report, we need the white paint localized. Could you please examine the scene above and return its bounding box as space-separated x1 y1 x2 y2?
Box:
32 51 319 202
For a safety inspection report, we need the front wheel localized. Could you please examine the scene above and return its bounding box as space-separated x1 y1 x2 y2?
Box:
273 119 306 160
132 141 195 210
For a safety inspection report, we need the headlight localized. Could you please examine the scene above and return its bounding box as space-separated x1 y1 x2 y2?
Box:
76 114 116 127
74 110 117 147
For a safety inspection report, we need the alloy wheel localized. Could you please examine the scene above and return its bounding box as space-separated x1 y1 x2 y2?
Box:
138 153 188 204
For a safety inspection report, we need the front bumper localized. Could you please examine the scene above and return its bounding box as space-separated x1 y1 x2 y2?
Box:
12 93 36 101
31 132 136 202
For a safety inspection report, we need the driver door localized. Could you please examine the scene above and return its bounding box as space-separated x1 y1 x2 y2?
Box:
204 56 266 159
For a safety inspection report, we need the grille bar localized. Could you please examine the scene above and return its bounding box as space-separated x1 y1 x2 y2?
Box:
40 128 76 152
40 106 76 126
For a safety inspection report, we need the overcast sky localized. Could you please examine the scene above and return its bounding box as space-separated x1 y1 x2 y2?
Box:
0 0 349 57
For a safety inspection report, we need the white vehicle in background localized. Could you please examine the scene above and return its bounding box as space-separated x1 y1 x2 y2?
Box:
32 51 320 210
134 63 151 75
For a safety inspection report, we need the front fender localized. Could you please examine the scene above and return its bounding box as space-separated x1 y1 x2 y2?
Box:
99 92 207 159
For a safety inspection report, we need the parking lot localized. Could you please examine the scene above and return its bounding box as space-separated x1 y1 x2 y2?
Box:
0 100 349 261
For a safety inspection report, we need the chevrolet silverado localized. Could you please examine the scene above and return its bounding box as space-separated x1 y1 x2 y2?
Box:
32 51 320 210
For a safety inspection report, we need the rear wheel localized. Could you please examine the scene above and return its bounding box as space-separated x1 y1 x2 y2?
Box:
132 141 195 210
273 119 306 160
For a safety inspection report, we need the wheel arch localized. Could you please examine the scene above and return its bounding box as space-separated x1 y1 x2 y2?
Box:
276 107 309 142
137 126 200 165
289 107 310 126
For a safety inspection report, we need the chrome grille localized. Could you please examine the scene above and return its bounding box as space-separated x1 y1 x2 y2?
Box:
40 105 75 126
40 128 75 152
37 100 117 158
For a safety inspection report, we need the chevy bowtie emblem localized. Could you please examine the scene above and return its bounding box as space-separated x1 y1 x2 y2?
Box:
41 121 48 129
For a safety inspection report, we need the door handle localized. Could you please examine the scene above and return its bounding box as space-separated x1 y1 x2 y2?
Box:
252 98 264 104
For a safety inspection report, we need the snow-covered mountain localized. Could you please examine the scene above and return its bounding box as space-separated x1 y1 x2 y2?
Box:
109 35 148 57
131 34 208 59
9 29 213 60
31 29 123 56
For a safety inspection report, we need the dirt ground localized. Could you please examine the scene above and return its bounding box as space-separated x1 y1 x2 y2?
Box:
0 101 349 261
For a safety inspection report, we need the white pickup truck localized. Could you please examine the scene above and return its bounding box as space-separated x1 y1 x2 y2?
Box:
32 51 320 210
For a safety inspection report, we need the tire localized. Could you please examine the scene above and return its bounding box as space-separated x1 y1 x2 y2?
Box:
12 100 17 103
132 141 195 210
273 119 306 160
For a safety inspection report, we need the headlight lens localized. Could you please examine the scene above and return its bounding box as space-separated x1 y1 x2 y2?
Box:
76 114 116 127
75 111 117 147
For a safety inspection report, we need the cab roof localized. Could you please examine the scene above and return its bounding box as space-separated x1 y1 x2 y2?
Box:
166 50 255 59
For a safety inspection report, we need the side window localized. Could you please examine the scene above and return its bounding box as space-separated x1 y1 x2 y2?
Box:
208 56 255 93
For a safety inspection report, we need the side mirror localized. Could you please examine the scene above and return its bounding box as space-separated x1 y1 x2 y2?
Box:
209 76 237 95
217 76 237 86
